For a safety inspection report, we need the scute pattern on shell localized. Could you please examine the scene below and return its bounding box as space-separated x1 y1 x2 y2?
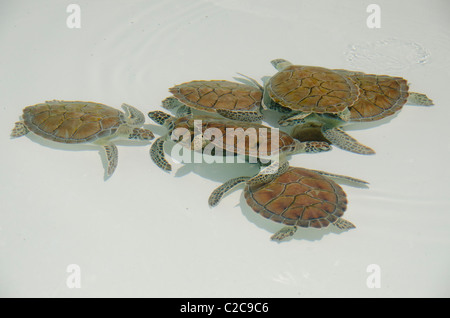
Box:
169 80 262 112
244 167 348 229
267 65 360 113
348 74 409 122
23 101 125 143
172 116 297 157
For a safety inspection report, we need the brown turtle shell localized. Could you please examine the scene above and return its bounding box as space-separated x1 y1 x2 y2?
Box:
266 65 360 114
169 80 262 112
244 167 347 228
171 116 297 158
22 101 125 144
345 73 409 122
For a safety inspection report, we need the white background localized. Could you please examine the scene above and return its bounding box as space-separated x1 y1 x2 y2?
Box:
0 0 449 297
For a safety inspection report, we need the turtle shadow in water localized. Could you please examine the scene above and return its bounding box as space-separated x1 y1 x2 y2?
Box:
174 158 260 184
260 109 286 129
143 123 166 137
336 101 433 133
344 111 400 132
237 194 354 243
345 102 433 132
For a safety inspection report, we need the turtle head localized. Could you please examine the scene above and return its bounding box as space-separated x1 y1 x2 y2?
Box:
148 111 175 129
121 103 145 126
271 59 292 71
161 97 180 110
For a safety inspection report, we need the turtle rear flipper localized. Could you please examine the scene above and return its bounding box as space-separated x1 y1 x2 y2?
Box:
271 226 297 241
11 121 29 138
407 92 433 106
322 127 375 155
333 218 356 230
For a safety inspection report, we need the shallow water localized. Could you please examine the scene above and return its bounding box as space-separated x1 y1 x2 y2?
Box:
1 0 450 297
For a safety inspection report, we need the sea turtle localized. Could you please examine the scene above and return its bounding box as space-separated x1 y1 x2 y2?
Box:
208 162 367 241
290 69 433 152
263 58 360 123
333 69 433 122
264 59 433 154
263 59 375 154
11 100 154 178
147 110 331 173
162 77 264 122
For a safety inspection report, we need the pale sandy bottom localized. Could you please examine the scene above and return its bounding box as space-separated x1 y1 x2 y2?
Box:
0 0 449 297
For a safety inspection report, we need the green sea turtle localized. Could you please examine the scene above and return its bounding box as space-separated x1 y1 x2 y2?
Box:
209 162 367 241
334 69 433 122
147 110 330 173
11 100 154 178
264 59 433 154
162 78 264 122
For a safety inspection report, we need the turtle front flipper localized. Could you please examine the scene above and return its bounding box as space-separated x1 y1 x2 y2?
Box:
407 92 433 106
270 59 293 71
103 144 118 179
148 111 175 127
216 109 263 122
278 112 311 126
293 140 331 154
322 127 375 155
150 136 172 172
208 176 250 207
11 121 29 138
312 169 369 186
129 128 155 141
247 161 290 187
271 226 298 241
121 104 145 126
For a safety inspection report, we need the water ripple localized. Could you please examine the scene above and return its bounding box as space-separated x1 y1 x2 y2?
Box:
344 38 431 74
86 0 222 105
